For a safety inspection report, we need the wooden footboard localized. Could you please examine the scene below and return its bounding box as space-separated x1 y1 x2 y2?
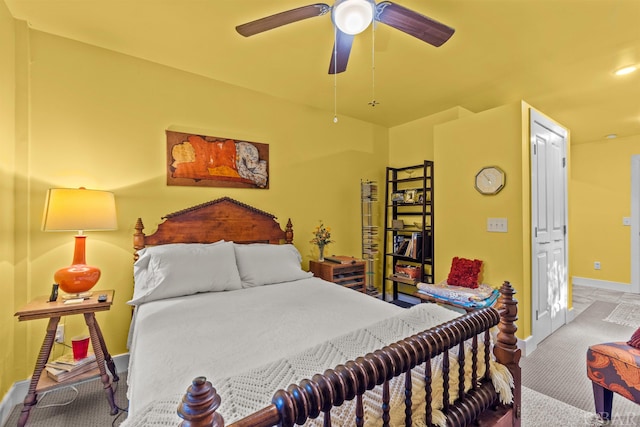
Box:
177 282 521 427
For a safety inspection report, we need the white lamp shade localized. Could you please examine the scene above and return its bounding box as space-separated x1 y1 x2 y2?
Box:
332 0 375 35
42 188 118 232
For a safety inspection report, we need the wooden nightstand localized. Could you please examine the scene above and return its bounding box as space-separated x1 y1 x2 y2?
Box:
14 290 119 426
309 260 366 292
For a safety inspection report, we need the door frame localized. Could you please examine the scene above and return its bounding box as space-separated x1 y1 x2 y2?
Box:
530 109 569 346
630 155 640 293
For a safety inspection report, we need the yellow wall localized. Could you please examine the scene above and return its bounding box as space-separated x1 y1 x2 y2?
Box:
389 101 579 340
0 0 16 396
389 102 541 338
3 5 639 404
388 107 474 167
5 26 389 393
385 107 476 297
570 134 640 284
433 102 531 338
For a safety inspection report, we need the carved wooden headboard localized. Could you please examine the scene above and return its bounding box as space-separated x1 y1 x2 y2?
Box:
133 197 293 257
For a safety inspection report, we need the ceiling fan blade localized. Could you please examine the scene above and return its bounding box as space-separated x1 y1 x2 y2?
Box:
328 30 355 74
375 1 455 47
236 4 331 37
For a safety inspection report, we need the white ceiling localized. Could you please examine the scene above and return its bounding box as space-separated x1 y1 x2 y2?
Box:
5 0 640 143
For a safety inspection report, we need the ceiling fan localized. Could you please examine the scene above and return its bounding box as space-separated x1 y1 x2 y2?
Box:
236 0 455 74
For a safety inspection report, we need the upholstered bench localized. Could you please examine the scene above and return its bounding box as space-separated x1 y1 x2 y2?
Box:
586 341 640 420
414 283 499 312
414 257 495 312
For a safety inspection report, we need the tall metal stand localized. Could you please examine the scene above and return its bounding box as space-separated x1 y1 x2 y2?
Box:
361 180 379 296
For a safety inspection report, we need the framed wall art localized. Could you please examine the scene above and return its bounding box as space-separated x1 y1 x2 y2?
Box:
391 192 405 203
403 189 416 204
166 130 269 189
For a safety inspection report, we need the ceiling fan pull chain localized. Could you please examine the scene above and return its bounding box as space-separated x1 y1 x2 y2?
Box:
333 25 339 123
369 20 379 107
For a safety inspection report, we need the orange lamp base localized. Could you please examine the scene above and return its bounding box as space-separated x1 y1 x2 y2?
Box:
54 234 101 294
54 264 101 294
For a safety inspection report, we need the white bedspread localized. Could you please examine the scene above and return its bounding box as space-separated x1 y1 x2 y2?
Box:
126 277 407 417
123 280 513 427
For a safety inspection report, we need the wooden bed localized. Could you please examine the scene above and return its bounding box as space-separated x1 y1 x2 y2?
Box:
131 197 521 427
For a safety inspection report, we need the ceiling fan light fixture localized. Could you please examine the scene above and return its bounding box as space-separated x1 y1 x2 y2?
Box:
332 0 375 35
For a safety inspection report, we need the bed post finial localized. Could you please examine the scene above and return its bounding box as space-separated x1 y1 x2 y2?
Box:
178 376 224 427
285 218 293 244
496 281 519 352
494 281 522 426
133 218 146 261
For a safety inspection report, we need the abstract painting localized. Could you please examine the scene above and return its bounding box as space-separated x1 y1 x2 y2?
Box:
167 130 269 189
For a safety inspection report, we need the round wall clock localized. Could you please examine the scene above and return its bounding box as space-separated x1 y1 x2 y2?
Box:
474 166 505 195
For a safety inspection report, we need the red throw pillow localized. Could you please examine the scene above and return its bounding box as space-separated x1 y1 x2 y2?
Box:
447 257 483 289
628 327 640 349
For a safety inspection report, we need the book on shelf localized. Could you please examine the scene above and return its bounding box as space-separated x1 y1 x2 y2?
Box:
45 360 98 382
405 238 414 257
409 232 422 259
392 233 423 258
389 274 418 285
393 235 402 253
397 239 410 256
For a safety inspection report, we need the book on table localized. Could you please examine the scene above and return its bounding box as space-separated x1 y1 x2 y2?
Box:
46 360 98 382
324 255 359 264
45 353 97 382
46 352 95 369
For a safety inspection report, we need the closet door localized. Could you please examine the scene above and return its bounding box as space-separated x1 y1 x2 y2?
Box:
531 110 568 345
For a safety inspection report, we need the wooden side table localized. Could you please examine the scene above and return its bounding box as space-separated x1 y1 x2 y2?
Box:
309 259 366 292
14 290 119 427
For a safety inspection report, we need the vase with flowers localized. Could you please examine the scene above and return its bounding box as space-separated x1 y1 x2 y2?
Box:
310 221 333 262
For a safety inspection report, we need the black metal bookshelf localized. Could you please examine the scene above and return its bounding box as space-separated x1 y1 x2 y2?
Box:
382 161 434 302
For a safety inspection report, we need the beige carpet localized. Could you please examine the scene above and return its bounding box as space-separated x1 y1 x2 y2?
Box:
3 374 128 427
3 380 595 427
521 301 639 418
3 374 602 427
522 386 599 426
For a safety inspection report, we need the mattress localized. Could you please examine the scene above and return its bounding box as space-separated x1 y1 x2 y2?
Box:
126 277 407 417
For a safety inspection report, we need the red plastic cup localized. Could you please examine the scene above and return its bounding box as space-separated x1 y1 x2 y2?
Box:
71 335 90 360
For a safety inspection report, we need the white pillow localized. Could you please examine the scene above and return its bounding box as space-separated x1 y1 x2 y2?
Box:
129 241 242 305
234 243 312 288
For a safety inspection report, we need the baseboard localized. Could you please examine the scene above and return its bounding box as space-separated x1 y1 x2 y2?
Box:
572 276 637 293
0 380 23 427
519 334 536 357
0 352 129 427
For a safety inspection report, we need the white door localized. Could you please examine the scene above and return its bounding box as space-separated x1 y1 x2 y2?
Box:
531 110 568 344
630 155 640 293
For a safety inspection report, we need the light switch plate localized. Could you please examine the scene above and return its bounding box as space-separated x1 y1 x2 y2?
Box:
623 217 631 226
487 218 508 233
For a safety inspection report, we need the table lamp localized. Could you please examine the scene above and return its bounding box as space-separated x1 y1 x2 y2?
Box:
42 187 117 295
